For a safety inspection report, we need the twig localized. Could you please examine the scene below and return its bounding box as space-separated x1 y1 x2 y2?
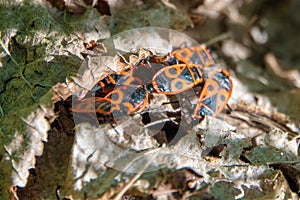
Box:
144 117 178 128
205 32 231 46
113 150 159 200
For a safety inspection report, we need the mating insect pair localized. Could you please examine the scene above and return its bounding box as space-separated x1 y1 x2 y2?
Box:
69 46 233 122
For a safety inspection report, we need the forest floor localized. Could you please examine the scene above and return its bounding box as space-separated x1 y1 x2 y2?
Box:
0 0 300 199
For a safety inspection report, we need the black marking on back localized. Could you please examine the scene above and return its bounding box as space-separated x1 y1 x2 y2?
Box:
190 51 203 65
200 49 209 63
180 67 193 82
214 72 231 91
197 105 213 117
155 74 169 92
130 87 147 104
202 94 217 113
191 66 202 82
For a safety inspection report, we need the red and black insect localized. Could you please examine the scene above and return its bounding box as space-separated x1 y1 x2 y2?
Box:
105 85 149 115
87 46 213 99
98 62 166 115
194 69 232 120
69 87 149 124
137 46 214 96
69 62 160 121
88 64 135 97
163 46 214 68
68 96 115 122
151 63 203 95
67 46 233 125
87 59 165 98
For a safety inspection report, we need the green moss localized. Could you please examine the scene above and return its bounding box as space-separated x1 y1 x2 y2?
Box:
109 0 192 34
246 146 297 165
211 181 241 199
0 2 81 198
0 156 13 199
0 114 26 145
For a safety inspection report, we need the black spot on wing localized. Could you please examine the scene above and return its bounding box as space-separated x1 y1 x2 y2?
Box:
110 91 120 101
175 81 183 89
180 52 187 58
168 67 177 75
220 94 226 102
208 84 214 92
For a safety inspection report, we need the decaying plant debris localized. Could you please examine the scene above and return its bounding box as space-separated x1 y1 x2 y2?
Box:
0 0 300 199
56 49 299 199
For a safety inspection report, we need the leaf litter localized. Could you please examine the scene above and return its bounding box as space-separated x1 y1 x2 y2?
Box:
1 0 300 199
